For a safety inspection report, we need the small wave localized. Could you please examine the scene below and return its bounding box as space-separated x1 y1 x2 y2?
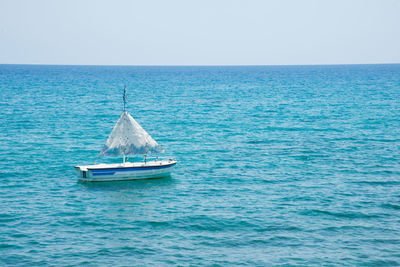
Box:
136 215 260 232
0 243 24 250
381 203 400 210
352 180 400 186
318 225 376 232
255 225 303 233
300 209 380 219
94 248 112 256
362 138 400 143
264 126 343 132
358 259 400 266
246 139 278 144
360 238 400 245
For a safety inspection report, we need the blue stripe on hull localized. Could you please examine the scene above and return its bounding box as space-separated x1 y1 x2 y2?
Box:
90 163 176 176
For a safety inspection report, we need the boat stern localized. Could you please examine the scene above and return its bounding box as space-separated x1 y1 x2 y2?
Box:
74 166 90 180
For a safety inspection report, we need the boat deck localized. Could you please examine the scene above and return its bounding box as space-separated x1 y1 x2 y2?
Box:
75 160 176 171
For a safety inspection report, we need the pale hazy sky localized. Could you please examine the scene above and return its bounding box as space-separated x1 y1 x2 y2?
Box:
0 0 399 65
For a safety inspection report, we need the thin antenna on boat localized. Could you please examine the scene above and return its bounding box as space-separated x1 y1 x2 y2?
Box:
123 85 127 111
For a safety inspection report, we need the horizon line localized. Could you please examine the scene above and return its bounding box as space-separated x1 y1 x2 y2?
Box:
0 62 399 67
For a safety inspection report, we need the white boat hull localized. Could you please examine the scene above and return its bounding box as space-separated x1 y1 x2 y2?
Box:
75 160 177 182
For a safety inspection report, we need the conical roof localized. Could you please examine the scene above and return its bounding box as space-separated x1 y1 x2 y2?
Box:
99 111 163 156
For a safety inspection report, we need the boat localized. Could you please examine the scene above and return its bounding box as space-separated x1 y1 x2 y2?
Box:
75 87 177 182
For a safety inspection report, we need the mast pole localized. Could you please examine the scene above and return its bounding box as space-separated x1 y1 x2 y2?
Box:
123 85 127 165
123 85 127 112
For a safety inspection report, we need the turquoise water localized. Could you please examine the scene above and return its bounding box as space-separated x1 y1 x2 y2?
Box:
1 64 400 266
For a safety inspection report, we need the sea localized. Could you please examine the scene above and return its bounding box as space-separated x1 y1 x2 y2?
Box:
0 64 399 266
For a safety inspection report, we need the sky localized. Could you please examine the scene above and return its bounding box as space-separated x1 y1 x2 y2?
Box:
0 0 399 65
